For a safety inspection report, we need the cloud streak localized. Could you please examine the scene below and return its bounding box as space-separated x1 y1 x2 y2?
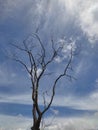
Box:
33 0 98 43
1 0 98 43
0 114 98 130
0 1 98 129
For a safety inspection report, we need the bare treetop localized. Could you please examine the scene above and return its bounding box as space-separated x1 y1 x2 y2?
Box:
11 33 78 130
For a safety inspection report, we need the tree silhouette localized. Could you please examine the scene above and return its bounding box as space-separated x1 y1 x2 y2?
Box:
11 33 76 130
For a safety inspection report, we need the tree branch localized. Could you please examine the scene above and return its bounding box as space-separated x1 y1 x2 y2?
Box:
12 57 30 74
42 48 73 115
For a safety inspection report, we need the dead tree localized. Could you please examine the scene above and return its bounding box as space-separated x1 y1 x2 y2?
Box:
11 33 76 130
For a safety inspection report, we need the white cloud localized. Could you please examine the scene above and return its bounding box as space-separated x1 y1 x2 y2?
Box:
1 75 98 112
0 61 30 87
54 37 77 63
1 86 98 113
37 0 98 43
35 0 97 44
0 64 17 86
0 114 98 130
0 114 31 130
37 68 42 77
95 78 98 88
57 0 98 43
0 92 32 105
1 1 98 129
78 1 98 43
74 59 90 77
48 85 98 111
50 108 59 115
1 0 98 43
54 56 62 63
0 0 32 20
44 117 98 130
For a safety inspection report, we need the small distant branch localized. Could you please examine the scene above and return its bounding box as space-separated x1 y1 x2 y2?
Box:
42 92 47 109
43 72 54 76
10 43 26 52
12 57 30 74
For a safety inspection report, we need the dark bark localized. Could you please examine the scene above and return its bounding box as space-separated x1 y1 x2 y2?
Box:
31 116 41 130
31 126 40 130
31 100 42 130
31 125 40 130
11 34 76 130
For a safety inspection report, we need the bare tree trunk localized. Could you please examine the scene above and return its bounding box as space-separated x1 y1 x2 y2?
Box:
31 123 40 130
31 125 40 130
31 115 41 130
31 90 42 130
11 33 76 130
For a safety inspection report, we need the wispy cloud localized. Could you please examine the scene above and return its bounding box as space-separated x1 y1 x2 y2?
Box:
0 63 17 86
0 114 31 130
52 89 98 112
1 0 98 43
0 114 98 130
59 0 98 43
0 1 98 129
33 0 98 43
78 1 98 43
0 92 32 105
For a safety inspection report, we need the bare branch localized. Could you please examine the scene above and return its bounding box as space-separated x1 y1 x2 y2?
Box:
42 92 47 109
43 72 54 76
9 33 78 130
42 48 73 115
10 43 26 52
12 57 30 74
66 74 77 81
34 33 45 56
33 33 46 65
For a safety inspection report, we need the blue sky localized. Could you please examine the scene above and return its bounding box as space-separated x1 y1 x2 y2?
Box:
0 0 98 129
